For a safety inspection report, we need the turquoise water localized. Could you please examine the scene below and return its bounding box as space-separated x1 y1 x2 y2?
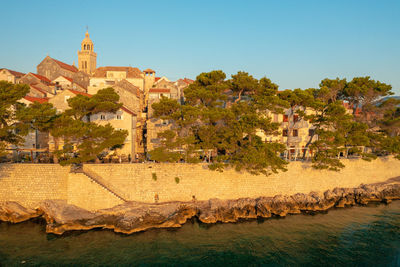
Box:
1 202 400 266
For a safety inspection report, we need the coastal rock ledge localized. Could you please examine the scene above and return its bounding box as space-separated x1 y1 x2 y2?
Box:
1 177 400 235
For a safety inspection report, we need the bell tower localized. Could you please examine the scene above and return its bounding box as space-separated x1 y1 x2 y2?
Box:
78 29 97 75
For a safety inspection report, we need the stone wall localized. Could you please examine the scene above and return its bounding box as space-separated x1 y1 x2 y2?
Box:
67 173 124 211
0 164 69 208
1 157 400 211
84 157 400 203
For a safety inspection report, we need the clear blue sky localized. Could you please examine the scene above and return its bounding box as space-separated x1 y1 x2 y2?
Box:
1 0 399 94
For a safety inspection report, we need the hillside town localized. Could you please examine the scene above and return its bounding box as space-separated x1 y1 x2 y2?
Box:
1 30 399 173
1 30 194 162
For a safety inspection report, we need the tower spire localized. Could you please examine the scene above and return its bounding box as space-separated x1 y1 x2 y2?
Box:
78 28 97 75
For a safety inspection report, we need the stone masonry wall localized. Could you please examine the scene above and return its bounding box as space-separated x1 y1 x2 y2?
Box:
67 173 124 211
85 157 400 203
0 164 69 208
1 157 400 211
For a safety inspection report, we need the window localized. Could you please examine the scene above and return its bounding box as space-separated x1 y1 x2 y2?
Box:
84 61 87 69
283 129 288 137
309 129 315 136
283 115 289 122
116 115 122 120
100 115 106 120
293 129 298 137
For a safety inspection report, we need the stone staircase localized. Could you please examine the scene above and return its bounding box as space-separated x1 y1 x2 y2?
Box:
73 165 128 203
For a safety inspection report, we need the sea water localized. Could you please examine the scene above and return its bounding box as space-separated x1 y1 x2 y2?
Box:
1 201 399 266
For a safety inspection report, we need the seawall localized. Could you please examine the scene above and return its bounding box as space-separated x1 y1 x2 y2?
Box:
0 157 399 211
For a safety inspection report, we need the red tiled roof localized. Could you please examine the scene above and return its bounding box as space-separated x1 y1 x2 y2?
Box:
93 66 143 79
155 77 161 82
121 106 136 116
1 68 25 77
182 78 194 84
149 88 170 93
68 89 91 97
60 75 73 83
51 58 78 73
24 96 48 104
30 73 52 83
30 84 48 96
113 79 141 98
143 68 155 73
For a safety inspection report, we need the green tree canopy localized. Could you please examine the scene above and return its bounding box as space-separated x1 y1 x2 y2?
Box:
0 81 30 155
51 88 127 165
150 71 287 175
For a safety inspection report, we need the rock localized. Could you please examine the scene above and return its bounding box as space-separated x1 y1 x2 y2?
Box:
1 177 400 235
0 201 40 223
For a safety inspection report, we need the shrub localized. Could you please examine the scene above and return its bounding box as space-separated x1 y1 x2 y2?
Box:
152 172 157 181
175 177 180 184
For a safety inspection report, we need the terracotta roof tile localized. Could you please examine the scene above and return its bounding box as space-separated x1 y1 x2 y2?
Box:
30 84 48 96
93 66 143 79
149 88 170 93
143 68 155 73
51 57 78 73
68 89 92 97
1 68 25 77
30 73 52 83
183 78 194 84
113 79 141 97
121 106 136 116
53 75 74 83
24 96 48 104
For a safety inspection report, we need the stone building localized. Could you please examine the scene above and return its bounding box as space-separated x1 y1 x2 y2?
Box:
146 88 173 152
37 56 90 89
12 96 50 161
48 89 91 113
52 75 86 93
0 68 25 84
153 77 180 100
175 78 194 103
90 106 139 159
89 66 143 93
20 72 52 86
78 30 97 75
111 79 143 115
20 73 55 97
48 89 140 159
256 107 318 159
28 84 51 98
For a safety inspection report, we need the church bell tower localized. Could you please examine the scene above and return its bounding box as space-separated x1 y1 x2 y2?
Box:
78 29 97 75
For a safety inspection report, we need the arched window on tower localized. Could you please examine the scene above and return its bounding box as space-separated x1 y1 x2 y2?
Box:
84 44 86 50
85 61 87 69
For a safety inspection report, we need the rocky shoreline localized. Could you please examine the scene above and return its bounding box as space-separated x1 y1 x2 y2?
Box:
1 177 400 235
